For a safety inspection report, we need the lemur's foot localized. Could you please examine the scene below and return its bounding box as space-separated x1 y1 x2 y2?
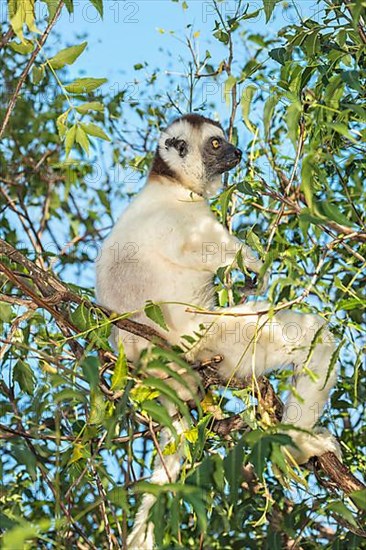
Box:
285 427 342 465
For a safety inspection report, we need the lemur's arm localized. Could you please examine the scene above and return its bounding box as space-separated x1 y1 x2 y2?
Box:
155 212 267 284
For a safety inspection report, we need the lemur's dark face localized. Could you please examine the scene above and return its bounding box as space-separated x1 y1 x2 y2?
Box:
151 114 242 196
202 135 242 179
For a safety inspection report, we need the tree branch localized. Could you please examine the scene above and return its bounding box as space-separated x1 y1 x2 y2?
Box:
0 238 364 511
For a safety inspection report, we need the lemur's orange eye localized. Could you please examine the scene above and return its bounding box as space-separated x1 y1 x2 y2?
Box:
211 138 221 150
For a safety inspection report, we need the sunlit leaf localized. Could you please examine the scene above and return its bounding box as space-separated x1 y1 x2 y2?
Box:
241 85 257 133
111 343 128 391
144 300 168 331
65 77 107 94
80 122 111 141
48 41 87 70
88 0 103 18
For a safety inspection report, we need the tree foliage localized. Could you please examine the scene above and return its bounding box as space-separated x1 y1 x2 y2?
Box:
0 0 365 548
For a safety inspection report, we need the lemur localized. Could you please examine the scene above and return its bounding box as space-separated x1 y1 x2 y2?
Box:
96 114 340 549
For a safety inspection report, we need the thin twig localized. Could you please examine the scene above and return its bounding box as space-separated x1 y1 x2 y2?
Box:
0 1 64 140
0 27 15 50
266 117 306 254
148 418 172 483
91 464 115 550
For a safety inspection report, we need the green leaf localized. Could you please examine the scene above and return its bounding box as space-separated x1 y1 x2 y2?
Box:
262 0 277 22
213 29 229 45
9 39 34 54
263 95 277 140
328 122 358 144
48 42 87 70
341 70 363 93
286 100 302 148
246 229 264 255
326 501 358 527
63 0 74 13
343 102 366 120
44 0 59 18
71 303 90 331
185 490 207 531
13 360 35 395
241 85 257 133
141 400 176 435
301 154 315 210
250 438 270 478
314 201 354 228
68 442 90 464
0 302 13 322
2 520 50 550
75 126 90 155
299 208 325 226
270 444 288 473
81 355 99 389
56 110 69 139
269 47 289 65
130 385 160 404
223 438 245 501
219 185 235 224
303 30 320 56
8 0 40 42
65 77 107 94
224 75 237 107
188 455 220 489
350 489 366 511
32 65 45 84
236 179 258 196
143 377 190 419
80 122 111 141
65 125 77 157
144 301 168 331
0 512 17 531
111 344 128 391
107 487 129 511
89 388 106 425
88 0 103 17
55 389 87 404
75 101 105 114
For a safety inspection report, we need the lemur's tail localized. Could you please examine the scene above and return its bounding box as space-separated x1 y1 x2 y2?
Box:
127 416 188 550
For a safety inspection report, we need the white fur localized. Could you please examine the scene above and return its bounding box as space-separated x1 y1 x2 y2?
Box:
96 117 340 548
126 415 188 549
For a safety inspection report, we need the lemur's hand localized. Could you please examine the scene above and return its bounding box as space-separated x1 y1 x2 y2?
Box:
250 259 269 295
240 266 269 298
256 270 269 295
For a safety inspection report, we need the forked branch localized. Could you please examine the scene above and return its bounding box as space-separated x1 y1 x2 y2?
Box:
0 238 364 514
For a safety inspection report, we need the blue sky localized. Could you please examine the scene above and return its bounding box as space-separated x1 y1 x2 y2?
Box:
47 0 316 84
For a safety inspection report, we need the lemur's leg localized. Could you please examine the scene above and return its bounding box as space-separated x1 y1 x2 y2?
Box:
127 413 188 550
127 366 198 550
188 305 340 463
271 310 340 463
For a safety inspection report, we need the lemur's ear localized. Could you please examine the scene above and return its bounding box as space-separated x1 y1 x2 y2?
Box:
165 137 188 158
165 138 175 149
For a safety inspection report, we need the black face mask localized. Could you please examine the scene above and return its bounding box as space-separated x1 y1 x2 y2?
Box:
203 138 242 178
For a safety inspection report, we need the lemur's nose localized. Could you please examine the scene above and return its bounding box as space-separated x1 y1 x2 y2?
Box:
234 148 242 159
